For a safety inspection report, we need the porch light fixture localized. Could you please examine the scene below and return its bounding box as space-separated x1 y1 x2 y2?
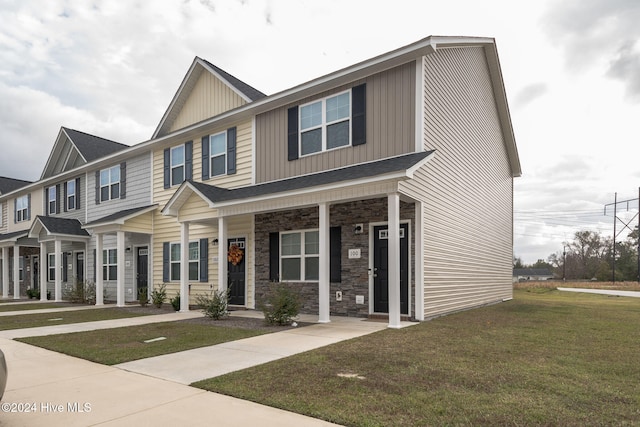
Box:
354 224 363 234
212 239 219 246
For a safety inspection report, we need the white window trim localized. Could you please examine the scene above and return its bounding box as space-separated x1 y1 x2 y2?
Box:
67 179 76 210
48 253 55 282
170 145 185 186
16 195 28 222
280 229 320 282
209 131 227 177
100 166 120 202
169 241 199 282
299 90 352 157
48 186 56 214
103 248 118 281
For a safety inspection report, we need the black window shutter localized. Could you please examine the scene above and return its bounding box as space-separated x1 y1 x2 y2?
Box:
269 232 279 281
63 182 67 212
95 171 100 204
56 184 61 214
45 188 50 216
352 83 367 146
76 177 81 210
199 238 208 282
227 127 237 174
13 198 16 223
201 136 210 180
185 141 193 180
26 193 31 220
93 249 96 281
120 163 127 199
163 148 170 189
162 242 170 282
287 106 299 161
63 253 68 282
330 226 342 282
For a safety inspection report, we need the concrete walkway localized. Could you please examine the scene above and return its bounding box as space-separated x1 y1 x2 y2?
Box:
558 287 640 298
0 303 414 426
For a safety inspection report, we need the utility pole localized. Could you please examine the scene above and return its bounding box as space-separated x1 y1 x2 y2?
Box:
613 193 617 284
604 189 640 284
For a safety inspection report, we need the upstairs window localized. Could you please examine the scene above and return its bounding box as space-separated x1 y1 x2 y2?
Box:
48 186 57 214
66 179 76 210
209 132 227 177
171 146 185 186
15 195 29 222
100 166 120 202
300 91 351 156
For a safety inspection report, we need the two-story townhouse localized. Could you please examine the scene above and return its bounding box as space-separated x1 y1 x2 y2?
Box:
161 36 521 327
0 177 34 299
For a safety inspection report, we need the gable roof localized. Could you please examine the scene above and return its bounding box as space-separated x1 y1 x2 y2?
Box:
0 177 32 195
163 151 434 215
28 216 90 239
0 230 29 243
40 127 129 179
83 204 157 228
152 57 267 139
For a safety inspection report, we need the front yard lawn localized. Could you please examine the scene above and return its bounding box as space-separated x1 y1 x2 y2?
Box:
0 307 151 331
0 302 74 312
193 289 640 426
17 319 273 364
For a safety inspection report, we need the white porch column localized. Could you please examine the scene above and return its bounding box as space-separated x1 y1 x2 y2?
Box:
415 202 425 321
54 240 62 301
180 221 190 312
96 233 104 305
318 202 331 323
13 245 20 299
116 231 125 307
2 247 9 298
388 193 402 328
218 216 227 292
40 242 47 301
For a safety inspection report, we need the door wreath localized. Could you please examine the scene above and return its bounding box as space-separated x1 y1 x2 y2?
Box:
227 244 244 265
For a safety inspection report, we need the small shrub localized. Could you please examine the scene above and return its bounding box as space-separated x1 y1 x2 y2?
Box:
64 280 96 304
151 284 167 308
170 292 181 311
196 287 230 320
262 284 301 326
26 288 38 299
138 287 149 307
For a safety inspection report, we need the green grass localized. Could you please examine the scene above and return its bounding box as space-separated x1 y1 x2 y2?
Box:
193 289 640 426
17 321 270 365
0 308 151 331
0 302 72 312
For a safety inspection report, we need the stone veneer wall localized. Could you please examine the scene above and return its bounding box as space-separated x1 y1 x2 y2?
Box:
255 198 415 318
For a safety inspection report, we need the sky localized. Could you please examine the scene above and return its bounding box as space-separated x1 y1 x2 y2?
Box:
1 0 639 264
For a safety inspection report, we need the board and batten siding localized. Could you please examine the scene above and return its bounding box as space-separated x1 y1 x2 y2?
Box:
168 71 249 134
86 153 152 223
255 62 416 183
406 47 514 319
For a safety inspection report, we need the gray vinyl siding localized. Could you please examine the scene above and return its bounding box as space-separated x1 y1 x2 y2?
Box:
411 47 513 319
87 152 152 223
44 175 86 222
255 62 415 183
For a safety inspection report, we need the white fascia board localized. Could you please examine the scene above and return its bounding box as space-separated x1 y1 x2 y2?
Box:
405 151 436 178
83 205 157 229
197 59 253 103
161 183 214 217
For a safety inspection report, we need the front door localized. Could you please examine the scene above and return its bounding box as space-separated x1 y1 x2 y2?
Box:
227 238 246 306
75 252 84 283
373 223 409 315
136 247 149 291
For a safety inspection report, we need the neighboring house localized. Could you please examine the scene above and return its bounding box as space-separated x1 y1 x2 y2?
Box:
0 36 521 329
513 268 554 282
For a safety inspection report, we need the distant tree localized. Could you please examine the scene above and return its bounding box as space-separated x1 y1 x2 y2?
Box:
513 256 524 269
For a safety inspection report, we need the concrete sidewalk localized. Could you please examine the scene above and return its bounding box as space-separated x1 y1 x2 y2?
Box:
0 304 414 426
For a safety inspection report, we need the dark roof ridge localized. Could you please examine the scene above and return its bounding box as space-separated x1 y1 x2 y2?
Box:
197 57 267 101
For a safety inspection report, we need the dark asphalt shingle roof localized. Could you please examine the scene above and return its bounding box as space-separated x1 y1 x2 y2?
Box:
189 151 434 204
0 230 29 242
35 216 90 237
83 204 157 227
0 177 32 194
199 58 267 102
63 128 129 162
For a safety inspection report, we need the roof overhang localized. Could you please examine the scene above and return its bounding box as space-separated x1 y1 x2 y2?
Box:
82 204 157 234
0 230 29 247
28 217 90 243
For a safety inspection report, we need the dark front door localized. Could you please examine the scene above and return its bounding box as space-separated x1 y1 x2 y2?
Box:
373 223 409 314
76 252 84 283
136 247 149 291
227 238 246 306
